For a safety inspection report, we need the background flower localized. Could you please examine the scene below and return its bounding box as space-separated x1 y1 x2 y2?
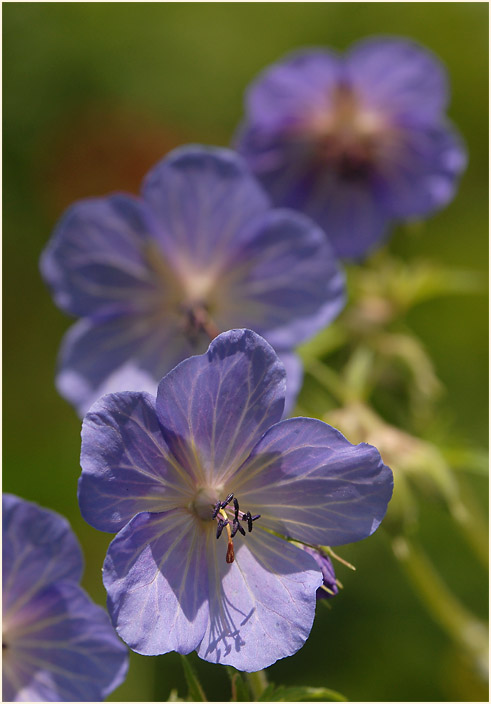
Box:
78 329 393 671
2 494 128 702
236 37 467 259
41 145 345 417
4 4 487 701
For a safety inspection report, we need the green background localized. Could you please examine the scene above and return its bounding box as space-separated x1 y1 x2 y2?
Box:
3 3 488 701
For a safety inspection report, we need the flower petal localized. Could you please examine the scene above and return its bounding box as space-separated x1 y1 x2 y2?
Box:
3 581 128 702
3 495 83 615
57 315 202 417
378 123 468 219
216 209 345 349
244 49 341 131
345 37 449 123
142 145 270 272
40 194 163 317
156 329 286 485
275 350 303 417
103 510 209 656
197 529 321 671
79 392 193 533
232 417 393 546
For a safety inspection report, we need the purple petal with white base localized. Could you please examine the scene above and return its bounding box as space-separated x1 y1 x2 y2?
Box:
103 510 209 656
79 392 193 533
156 329 286 483
198 530 321 671
78 329 393 671
42 146 345 416
3 495 128 702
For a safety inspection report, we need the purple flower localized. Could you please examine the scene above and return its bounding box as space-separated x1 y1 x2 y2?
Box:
40 145 345 417
300 546 339 599
236 37 467 259
2 494 128 702
78 329 393 672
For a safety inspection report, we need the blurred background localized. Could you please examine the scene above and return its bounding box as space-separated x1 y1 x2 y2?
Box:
3 3 488 702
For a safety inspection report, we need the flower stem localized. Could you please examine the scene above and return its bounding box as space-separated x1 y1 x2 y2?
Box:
246 669 268 700
392 535 488 680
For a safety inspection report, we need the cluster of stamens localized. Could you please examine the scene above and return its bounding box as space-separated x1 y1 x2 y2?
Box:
212 494 260 564
181 302 220 345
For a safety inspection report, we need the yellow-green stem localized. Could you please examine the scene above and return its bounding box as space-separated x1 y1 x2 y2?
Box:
392 535 488 680
246 669 268 700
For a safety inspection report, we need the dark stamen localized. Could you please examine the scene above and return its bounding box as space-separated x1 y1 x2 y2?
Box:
242 511 253 532
233 497 239 521
251 514 261 522
236 521 246 536
221 493 234 509
212 501 221 519
230 520 239 538
216 519 228 539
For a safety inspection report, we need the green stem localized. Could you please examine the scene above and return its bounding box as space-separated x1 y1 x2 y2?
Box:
392 535 488 680
448 483 488 568
246 669 268 700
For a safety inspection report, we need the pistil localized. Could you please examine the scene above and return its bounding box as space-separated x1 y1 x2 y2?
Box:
213 493 261 564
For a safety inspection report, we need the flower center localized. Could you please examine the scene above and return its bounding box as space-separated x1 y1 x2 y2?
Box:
304 82 394 180
212 493 261 564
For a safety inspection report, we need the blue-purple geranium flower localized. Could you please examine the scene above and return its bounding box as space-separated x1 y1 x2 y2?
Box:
78 329 393 672
40 145 345 417
236 37 467 259
2 494 128 702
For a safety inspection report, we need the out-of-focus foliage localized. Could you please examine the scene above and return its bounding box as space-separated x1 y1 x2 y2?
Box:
3 3 488 702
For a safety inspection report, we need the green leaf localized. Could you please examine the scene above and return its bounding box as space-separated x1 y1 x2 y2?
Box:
265 685 348 701
179 654 207 702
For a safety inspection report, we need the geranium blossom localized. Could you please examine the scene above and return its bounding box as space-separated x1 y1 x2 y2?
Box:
236 37 467 259
78 329 393 671
2 494 128 702
40 145 345 417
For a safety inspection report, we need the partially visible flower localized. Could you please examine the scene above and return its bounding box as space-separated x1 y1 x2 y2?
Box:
300 546 339 599
40 145 345 417
78 329 393 672
236 37 467 259
2 494 128 702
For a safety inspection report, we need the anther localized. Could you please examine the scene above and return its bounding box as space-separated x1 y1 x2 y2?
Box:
236 521 246 537
221 494 234 509
216 519 228 539
242 511 253 532
233 497 239 521
212 501 221 519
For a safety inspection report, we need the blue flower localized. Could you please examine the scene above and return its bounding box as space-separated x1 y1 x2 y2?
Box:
40 145 345 417
2 494 128 702
78 329 393 672
236 37 467 259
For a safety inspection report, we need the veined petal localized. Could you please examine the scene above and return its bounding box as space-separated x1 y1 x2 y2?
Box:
40 195 163 318
79 392 193 533
57 315 202 418
232 417 393 546
217 209 345 349
103 510 209 656
3 582 128 702
142 145 270 272
378 122 468 219
197 528 321 671
156 330 286 485
345 37 449 123
3 495 83 616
